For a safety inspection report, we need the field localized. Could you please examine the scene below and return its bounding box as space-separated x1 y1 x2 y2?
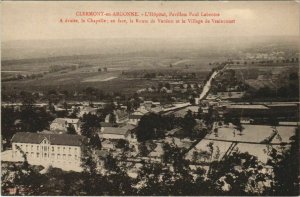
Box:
2 52 223 95
186 124 296 164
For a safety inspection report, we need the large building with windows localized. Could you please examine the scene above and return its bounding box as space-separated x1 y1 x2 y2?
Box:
11 132 86 171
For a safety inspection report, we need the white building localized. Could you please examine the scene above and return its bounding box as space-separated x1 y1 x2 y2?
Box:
128 108 149 125
99 124 136 141
105 110 129 124
11 132 86 171
78 106 98 117
50 118 81 134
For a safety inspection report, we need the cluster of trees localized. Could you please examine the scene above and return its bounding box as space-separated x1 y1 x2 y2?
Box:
2 73 45 82
49 65 76 73
1 105 54 149
98 67 108 72
136 110 208 142
80 113 102 149
3 129 298 195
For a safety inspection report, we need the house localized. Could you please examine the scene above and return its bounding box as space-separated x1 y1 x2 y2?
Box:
100 122 116 132
128 108 149 125
105 110 129 124
11 132 86 171
79 106 98 117
224 104 271 119
160 87 173 93
99 124 135 140
50 118 81 134
240 117 254 124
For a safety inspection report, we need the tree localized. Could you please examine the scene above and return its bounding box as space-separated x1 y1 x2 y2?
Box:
233 119 244 135
136 113 165 142
209 150 270 195
67 124 77 135
115 139 130 151
181 110 196 137
1 107 19 149
69 107 79 118
265 128 299 195
80 113 101 149
20 106 53 133
80 146 105 195
108 112 116 124
1 146 46 195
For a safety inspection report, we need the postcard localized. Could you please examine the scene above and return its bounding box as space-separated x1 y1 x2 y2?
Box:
1 1 299 196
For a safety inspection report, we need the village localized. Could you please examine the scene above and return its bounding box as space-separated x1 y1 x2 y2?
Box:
1 54 299 182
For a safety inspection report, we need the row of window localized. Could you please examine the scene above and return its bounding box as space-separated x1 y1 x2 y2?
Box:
15 144 79 153
15 151 79 160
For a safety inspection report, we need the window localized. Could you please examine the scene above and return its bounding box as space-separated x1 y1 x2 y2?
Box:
52 147 54 152
69 147 71 153
36 153 40 158
31 145 33 151
63 154 66 159
57 154 60 159
37 146 39 151
44 153 47 158
75 155 77 160
44 146 47 151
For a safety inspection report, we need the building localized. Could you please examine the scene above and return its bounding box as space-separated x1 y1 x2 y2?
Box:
105 110 129 124
11 132 86 171
223 104 271 119
79 106 98 117
50 118 81 134
99 124 135 140
128 108 149 125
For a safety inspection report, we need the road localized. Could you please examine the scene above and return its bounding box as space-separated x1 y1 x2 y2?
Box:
196 64 228 103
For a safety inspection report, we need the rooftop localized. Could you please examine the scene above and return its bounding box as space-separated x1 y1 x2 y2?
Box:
12 132 86 146
52 118 80 125
102 124 135 135
226 104 269 110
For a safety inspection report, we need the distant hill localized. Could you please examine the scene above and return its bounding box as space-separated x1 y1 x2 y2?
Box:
2 36 299 61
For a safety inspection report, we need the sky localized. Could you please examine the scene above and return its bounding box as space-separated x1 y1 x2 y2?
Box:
2 1 299 41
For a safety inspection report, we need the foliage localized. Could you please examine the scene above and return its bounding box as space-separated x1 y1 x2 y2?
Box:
265 128 299 196
180 110 196 136
80 113 101 149
67 124 77 135
136 113 167 142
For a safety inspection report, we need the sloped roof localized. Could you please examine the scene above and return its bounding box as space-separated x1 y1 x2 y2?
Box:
52 118 80 125
102 124 135 135
129 114 144 119
11 132 86 146
227 104 269 110
100 122 115 127
81 106 98 112
102 127 129 135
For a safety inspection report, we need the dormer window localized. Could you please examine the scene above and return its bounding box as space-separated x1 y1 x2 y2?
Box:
41 138 49 145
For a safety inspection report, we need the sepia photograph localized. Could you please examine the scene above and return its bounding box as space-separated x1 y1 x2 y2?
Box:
1 1 299 196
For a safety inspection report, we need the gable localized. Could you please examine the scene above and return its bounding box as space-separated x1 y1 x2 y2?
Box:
41 138 50 145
